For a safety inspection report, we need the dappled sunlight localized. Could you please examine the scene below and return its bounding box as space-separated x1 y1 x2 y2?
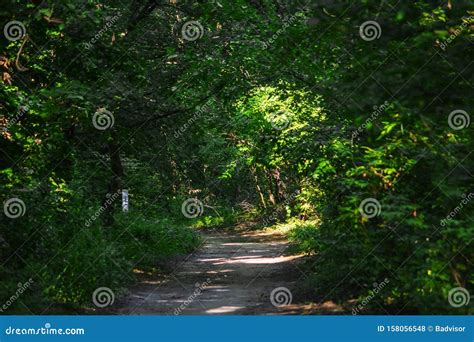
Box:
3 0 470 318
206 306 245 314
214 254 304 265
207 287 231 293
229 255 266 260
222 242 286 247
205 269 234 274
141 280 165 285
273 301 346 315
116 231 309 315
197 258 226 262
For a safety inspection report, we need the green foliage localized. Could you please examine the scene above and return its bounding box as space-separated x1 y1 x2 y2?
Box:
1 0 473 314
114 214 201 266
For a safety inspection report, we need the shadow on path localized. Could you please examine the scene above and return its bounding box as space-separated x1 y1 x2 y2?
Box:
114 229 331 315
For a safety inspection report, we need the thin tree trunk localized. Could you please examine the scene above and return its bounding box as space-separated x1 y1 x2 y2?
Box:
104 131 123 225
266 170 276 206
251 167 266 208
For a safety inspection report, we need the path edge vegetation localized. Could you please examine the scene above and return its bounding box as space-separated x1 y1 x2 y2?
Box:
1 0 473 314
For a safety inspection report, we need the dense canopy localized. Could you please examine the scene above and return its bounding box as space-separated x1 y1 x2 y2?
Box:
1 0 473 314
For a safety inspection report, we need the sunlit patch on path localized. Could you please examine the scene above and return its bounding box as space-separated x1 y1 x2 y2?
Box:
115 230 321 315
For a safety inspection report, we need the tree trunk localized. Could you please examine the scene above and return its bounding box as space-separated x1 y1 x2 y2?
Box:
103 131 123 226
250 166 266 209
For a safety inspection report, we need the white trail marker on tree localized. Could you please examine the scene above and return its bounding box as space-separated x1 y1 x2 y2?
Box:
122 189 129 212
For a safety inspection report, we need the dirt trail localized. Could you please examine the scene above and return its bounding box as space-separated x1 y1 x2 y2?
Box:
115 229 314 315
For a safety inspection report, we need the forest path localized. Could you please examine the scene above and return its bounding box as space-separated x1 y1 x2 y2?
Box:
115 229 325 315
